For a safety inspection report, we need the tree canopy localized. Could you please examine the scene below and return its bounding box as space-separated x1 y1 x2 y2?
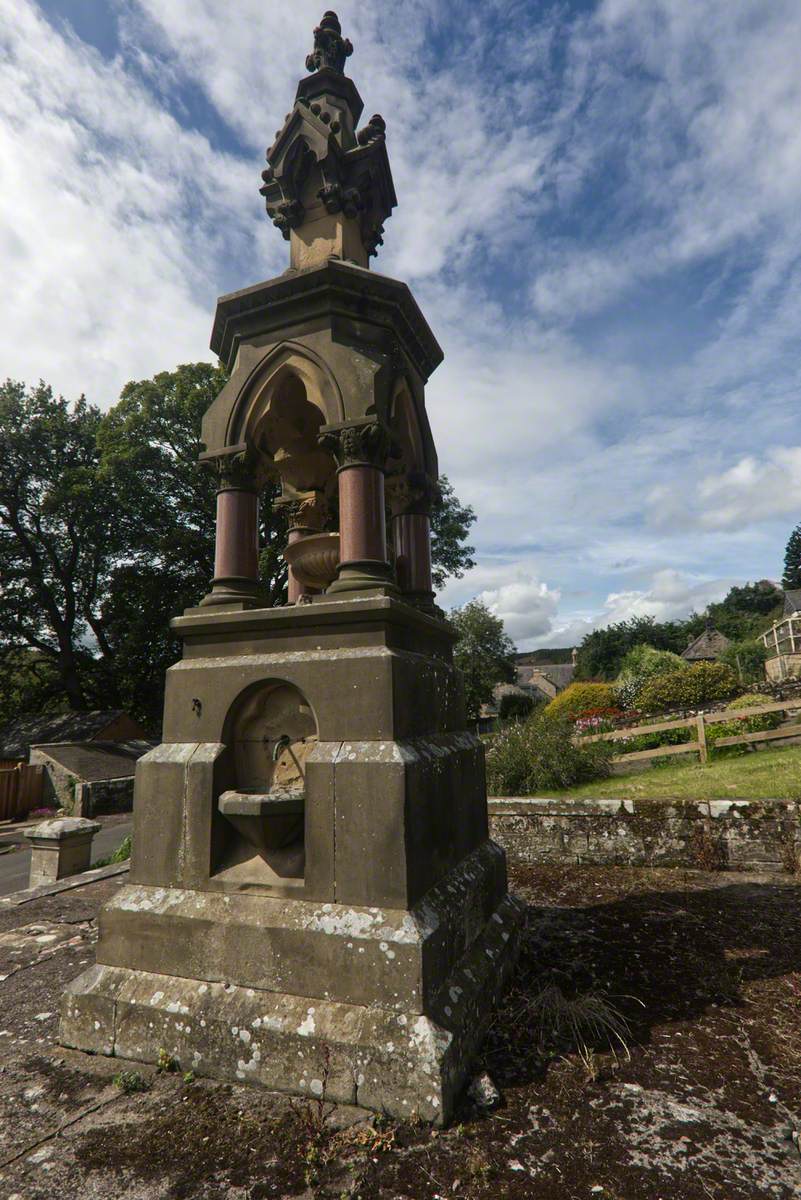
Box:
0 367 477 728
574 581 783 681
784 525 801 590
449 599 516 722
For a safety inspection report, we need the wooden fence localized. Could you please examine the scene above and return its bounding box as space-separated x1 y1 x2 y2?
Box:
0 764 44 821
575 697 801 766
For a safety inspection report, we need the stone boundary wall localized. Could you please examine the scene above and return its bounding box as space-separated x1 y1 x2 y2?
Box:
488 797 800 873
74 776 134 818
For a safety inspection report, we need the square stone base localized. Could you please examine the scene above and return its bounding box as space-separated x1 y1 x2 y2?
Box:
60 857 523 1123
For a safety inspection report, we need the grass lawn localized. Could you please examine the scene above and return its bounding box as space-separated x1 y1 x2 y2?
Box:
541 743 801 801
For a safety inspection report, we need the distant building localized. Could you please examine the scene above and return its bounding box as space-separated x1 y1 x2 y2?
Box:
762 591 801 681
480 650 577 728
681 627 731 663
0 710 149 769
29 740 153 814
514 650 576 701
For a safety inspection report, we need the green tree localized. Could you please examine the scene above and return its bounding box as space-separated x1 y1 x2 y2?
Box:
0 380 117 710
449 600 516 722
575 616 690 681
784 526 801 590
430 476 475 590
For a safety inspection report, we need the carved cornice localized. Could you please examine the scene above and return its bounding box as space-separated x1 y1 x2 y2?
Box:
319 419 397 471
210 261 444 384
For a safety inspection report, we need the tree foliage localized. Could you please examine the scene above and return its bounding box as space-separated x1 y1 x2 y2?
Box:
574 582 783 682
784 525 801 590
0 381 116 709
430 477 475 590
449 600 516 722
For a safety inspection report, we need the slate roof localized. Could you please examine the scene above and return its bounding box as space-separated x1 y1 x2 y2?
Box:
516 662 575 692
31 740 153 781
681 628 732 662
0 710 130 761
784 590 801 616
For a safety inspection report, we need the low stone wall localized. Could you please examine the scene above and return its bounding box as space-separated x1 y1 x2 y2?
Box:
488 797 800 873
74 776 134 818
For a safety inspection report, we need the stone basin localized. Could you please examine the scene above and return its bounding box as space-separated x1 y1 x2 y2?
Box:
218 787 304 854
283 531 340 591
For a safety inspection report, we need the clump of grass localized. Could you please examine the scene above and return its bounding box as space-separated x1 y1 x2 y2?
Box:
114 1070 149 1094
93 832 132 868
527 983 636 1068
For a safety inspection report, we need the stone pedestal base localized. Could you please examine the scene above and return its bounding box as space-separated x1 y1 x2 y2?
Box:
26 817 101 888
60 844 523 1123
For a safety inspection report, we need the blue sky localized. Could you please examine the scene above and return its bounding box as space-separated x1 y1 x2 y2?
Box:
3 1 801 646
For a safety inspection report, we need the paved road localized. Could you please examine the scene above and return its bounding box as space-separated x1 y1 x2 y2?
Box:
0 818 132 897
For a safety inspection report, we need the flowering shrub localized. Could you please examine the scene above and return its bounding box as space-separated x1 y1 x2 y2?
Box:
544 682 617 722
638 662 738 712
485 713 613 795
615 645 688 710
572 707 627 736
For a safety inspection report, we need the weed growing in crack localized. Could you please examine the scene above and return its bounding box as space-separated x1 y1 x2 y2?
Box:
113 1070 149 1094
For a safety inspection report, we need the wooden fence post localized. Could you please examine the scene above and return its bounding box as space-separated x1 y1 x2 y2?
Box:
696 713 708 765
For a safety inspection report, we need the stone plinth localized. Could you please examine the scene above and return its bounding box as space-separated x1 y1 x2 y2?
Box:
60 598 521 1122
26 817 101 888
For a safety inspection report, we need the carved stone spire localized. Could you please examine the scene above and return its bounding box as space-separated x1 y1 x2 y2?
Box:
305 11 353 75
258 11 396 270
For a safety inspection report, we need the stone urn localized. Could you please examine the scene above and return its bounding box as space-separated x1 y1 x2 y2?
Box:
283 531 340 591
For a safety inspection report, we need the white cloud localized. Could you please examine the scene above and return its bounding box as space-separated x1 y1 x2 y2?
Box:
476 575 561 643
648 448 801 532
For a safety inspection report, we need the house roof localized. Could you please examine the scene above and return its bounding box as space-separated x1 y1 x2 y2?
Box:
0 710 131 761
517 663 576 692
681 628 731 661
784 590 801 616
31 740 153 782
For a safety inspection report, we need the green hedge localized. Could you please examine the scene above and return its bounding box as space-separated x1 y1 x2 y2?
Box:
638 662 738 712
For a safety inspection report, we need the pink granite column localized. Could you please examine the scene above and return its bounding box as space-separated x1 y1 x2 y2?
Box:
199 451 261 608
393 512 433 597
320 419 397 595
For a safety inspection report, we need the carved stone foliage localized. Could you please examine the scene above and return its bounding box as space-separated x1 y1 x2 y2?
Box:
305 11 353 75
203 448 260 492
319 420 397 470
279 490 330 531
385 471 437 516
258 15 396 256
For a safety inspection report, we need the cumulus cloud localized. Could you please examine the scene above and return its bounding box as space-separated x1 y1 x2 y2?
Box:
476 576 561 644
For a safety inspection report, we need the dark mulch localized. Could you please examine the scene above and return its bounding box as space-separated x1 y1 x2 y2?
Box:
0 865 800 1198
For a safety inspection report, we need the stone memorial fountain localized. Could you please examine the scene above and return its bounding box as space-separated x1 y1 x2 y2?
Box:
60 11 522 1122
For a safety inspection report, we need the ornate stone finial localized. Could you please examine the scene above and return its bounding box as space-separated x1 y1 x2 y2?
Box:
305 11 353 75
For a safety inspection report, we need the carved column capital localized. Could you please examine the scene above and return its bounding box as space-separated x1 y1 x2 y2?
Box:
318 419 397 472
278 490 330 532
201 445 260 492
